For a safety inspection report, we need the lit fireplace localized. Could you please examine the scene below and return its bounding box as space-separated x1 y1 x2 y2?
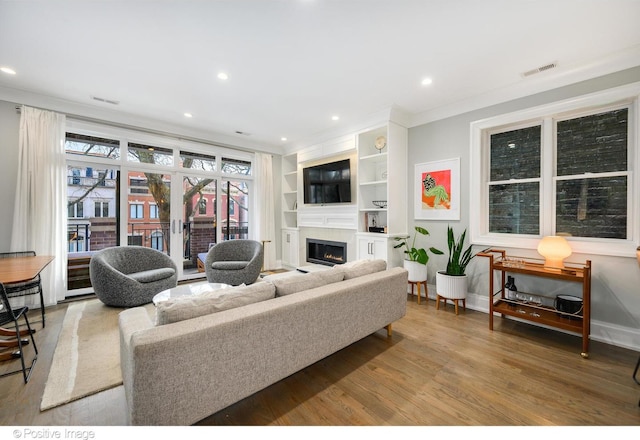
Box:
306 238 347 266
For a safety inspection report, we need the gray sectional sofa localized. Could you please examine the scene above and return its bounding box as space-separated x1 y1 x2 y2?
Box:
118 260 408 425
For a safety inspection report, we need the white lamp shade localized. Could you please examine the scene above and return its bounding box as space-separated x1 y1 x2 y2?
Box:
537 236 572 268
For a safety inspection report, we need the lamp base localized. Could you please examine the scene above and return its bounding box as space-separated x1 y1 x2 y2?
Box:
544 258 564 270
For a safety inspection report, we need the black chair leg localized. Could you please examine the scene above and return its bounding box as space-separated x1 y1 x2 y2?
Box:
633 354 640 385
39 294 45 328
1 314 38 384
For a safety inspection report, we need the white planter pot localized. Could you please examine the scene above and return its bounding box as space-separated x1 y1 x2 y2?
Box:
436 271 468 299
404 260 427 282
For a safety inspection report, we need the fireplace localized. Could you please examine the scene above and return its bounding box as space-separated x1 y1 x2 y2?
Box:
306 238 347 266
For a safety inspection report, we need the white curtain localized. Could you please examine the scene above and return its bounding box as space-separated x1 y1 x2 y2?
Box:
252 152 277 270
11 106 67 306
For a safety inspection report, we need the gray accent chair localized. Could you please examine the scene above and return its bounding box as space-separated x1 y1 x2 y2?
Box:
204 240 264 286
90 246 178 307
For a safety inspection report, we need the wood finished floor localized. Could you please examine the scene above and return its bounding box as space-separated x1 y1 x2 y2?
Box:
1 296 639 426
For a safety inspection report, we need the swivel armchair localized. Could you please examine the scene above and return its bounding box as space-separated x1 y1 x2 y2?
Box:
204 240 264 286
89 246 177 307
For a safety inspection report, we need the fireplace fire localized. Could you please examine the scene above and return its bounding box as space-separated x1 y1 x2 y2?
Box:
306 238 347 266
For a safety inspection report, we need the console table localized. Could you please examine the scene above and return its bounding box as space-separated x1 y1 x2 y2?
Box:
478 249 591 358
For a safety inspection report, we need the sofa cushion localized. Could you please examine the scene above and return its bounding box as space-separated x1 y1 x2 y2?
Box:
266 269 344 297
128 267 176 283
155 281 276 325
335 259 387 280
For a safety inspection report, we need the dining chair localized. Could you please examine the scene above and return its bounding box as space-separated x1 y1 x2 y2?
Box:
0 251 46 328
0 282 38 383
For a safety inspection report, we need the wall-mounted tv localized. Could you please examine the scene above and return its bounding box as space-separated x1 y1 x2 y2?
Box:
303 158 352 204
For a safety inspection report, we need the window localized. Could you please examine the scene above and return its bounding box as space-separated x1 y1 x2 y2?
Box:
128 142 173 166
150 204 159 219
181 150 216 171
555 109 628 239
68 199 84 218
198 198 207 215
94 201 109 218
488 124 541 235
221 157 251 175
65 133 120 159
471 83 639 256
130 204 144 219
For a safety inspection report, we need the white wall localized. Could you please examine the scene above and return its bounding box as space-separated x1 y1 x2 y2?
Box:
408 66 640 351
0 100 20 250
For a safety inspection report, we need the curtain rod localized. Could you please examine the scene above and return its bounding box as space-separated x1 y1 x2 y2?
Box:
14 104 265 155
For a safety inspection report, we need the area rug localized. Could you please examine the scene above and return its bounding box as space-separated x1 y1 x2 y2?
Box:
40 299 153 411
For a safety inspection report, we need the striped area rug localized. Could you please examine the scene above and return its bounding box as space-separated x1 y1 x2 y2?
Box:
40 299 153 411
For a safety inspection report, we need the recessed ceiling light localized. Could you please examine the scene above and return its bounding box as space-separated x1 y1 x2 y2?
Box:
184 113 193 118
331 115 340 121
0 67 16 75
217 72 229 80
421 77 433 86
281 137 288 141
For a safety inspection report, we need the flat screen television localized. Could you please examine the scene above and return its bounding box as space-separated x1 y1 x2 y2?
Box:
303 158 352 204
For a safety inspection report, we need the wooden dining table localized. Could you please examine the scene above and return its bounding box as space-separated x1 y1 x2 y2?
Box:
0 255 54 361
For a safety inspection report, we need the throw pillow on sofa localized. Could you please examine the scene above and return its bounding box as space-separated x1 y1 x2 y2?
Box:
335 259 387 280
155 281 276 325
265 269 344 297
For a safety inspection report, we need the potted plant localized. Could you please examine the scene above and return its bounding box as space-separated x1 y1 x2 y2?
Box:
436 226 475 313
394 226 443 282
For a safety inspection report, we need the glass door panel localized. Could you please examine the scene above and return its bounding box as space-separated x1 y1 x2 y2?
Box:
181 174 217 278
221 179 249 241
127 170 172 255
66 164 119 293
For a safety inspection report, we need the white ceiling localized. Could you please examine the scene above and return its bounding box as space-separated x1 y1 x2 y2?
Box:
1 0 640 153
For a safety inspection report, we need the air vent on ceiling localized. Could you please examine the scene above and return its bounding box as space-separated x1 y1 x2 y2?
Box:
522 62 558 77
91 96 120 105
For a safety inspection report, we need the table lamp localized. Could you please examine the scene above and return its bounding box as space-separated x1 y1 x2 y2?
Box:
537 236 572 269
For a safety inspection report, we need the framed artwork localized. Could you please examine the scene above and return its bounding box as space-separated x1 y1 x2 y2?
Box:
414 157 460 220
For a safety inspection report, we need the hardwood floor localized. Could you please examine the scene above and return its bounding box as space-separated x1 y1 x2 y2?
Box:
1 296 639 426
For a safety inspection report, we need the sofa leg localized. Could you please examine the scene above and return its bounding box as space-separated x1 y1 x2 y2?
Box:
385 324 392 337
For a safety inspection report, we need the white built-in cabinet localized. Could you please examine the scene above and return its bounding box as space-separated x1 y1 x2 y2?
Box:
281 152 299 268
280 120 407 268
355 122 407 267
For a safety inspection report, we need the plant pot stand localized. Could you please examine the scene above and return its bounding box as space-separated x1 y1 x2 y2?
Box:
408 280 428 305
436 295 466 315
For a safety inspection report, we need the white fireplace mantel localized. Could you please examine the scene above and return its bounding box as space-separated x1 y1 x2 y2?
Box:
297 205 358 230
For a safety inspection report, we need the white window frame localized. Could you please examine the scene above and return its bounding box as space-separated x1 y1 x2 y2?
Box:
470 82 640 257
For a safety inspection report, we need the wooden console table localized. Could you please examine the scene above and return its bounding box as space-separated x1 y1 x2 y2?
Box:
478 249 591 358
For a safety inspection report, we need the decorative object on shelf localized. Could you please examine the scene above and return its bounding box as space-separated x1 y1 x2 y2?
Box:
381 170 388 179
636 245 640 266
372 200 387 209
414 158 460 220
537 235 572 269
505 276 518 300
554 294 583 319
393 226 443 265
374 135 386 153
435 226 475 315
